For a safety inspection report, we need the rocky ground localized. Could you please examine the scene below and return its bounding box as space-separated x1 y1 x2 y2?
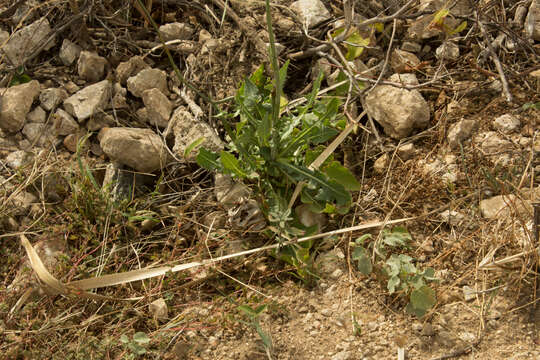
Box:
0 0 539 359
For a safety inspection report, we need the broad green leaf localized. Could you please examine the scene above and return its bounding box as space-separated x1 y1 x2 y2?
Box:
184 137 206 158
449 20 467 35
409 285 436 317
276 160 351 206
120 335 129 344
129 343 147 355
220 151 248 178
352 246 372 275
345 32 371 60
387 275 400 294
382 227 412 248
196 147 220 171
133 332 150 344
324 161 360 191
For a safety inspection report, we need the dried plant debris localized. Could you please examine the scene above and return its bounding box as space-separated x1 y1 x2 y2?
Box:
0 0 539 359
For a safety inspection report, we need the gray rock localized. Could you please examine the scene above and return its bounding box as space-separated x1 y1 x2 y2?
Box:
390 49 420 73
77 51 108 83
9 191 38 216
142 88 172 128
525 1 540 41
401 41 422 53
112 83 128 109
127 68 169 98
479 194 530 219
436 42 460 61
2 18 54 66
63 80 112 122
390 72 419 86
59 39 81 66
102 162 133 201
473 131 512 156
159 22 194 41
86 114 115 131
494 114 520 134
364 75 430 139
291 0 331 29
397 143 416 160
40 88 68 111
373 153 389 174
149 298 168 321
439 210 465 226
0 80 41 133
168 107 223 162
63 131 87 153
22 123 57 147
26 106 46 123
52 109 79 135
99 127 169 173
116 56 150 85
447 119 476 148
5 150 33 169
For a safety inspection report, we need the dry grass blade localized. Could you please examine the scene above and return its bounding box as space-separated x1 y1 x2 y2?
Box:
19 218 412 303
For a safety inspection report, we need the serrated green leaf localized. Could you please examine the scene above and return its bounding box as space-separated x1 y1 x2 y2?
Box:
276 160 351 206
184 137 206 158
324 161 360 191
133 332 150 344
196 147 220 171
220 151 248 178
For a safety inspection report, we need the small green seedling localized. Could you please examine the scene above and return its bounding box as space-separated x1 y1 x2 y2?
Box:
351 227 438 318
238 304 273 358
120 332 150 358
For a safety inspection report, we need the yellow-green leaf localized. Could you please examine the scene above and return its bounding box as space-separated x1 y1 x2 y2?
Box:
449 20 467 35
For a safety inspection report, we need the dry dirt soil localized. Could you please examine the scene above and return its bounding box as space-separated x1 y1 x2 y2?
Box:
1 1 539 360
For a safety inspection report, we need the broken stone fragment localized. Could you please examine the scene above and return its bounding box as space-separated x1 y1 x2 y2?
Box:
2 18 54 66
436 42 460 61
149 298 168 321
493 114 520 134
77 51 108 83
26 106 46 124
290 0 331 29
364 74 429 139
63 80 112 122
142 88 172 128
0 80 41 133
40 88 69 111
390 49 420 73
116 56 150 85
22 123 58 148
158 22 194 41
59 39 82 66
127 68 169 98
52 109 79 136
447 119 476 149
99 127 169 173
168 107 223 162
